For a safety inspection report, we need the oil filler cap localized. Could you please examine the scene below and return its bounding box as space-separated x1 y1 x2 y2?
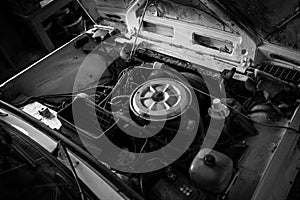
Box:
208 98 230 119
203 154 216 167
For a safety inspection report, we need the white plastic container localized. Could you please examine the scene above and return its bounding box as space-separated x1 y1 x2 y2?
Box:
189 148 233 193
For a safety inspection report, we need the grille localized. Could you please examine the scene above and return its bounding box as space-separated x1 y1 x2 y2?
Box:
136 48 193 69
255 63 300 84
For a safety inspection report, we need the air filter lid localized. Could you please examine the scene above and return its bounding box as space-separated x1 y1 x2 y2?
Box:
130 78 192 121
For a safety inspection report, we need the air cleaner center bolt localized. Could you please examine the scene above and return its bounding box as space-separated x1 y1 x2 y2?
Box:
152 91 165 102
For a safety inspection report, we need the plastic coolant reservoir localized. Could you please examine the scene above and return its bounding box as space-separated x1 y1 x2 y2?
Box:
189 148 233 193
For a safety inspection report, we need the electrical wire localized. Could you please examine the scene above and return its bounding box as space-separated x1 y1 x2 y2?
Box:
84 68 300 135
235 109 299 133
40 85 113 97
186 83 218 100
15 85 113 108
76 0 97 25
15 58 298 135
138 139 148 160
99 69 129 107
186 83 300 134
129 0 150 58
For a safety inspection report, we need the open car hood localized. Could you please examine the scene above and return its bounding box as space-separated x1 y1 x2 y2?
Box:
81 0 300 52
217 0 300 51
80 0 259 67
0 1 299 200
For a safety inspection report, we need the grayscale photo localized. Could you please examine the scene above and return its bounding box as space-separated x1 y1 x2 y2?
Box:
0 0 300 200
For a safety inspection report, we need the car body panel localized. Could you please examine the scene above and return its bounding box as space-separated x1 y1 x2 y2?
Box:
0 1 300 200
0 102 129 200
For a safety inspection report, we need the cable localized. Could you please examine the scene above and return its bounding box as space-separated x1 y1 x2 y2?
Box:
99 68 129 106
184 81 300 134
116 66 300 135
187 84 218 100
76 0 97 25
61 143 85 200
109 75 299 135
235 109 299 134
40 85 113 97
129 0 150 58
138 139 148 160
15 59 298 135
15 85 113 108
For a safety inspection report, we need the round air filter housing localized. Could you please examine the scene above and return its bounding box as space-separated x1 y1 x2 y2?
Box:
130 78 192 122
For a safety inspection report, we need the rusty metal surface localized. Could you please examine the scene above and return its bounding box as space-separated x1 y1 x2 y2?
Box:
149 0 234 33
222 0 300 50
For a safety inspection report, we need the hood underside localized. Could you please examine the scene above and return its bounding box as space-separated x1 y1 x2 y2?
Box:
81 0 300 51
218 0 300 51
82 0 233 32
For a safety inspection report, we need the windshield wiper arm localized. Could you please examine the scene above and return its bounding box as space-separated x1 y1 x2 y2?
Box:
60 142 85 200
0 110 8 117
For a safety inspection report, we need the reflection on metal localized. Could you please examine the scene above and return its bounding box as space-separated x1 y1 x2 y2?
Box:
130 78 192 121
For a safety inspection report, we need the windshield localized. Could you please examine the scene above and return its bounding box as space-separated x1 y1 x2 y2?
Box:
221 0 300 50
0 121 94 200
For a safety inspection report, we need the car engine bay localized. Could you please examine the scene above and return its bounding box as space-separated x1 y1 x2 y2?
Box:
8 39 299 200
0 0 300 199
